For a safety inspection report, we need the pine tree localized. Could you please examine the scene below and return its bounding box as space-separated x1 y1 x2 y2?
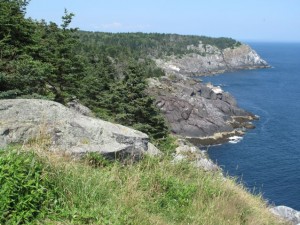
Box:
0 0 37 98
33 10 85 103
108 62 169 139
0 3 85 103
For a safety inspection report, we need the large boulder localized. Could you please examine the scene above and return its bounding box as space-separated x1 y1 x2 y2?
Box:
0 99 160 159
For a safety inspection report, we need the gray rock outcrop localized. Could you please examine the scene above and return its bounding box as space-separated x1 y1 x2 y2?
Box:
270 206 300 225
147 75 257 145
155 44 268 76
67 99 94 117
0 99 160 159
173 139 219 171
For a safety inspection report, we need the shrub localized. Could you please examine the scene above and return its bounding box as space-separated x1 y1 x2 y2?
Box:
0 148 56 224
154 135 178 156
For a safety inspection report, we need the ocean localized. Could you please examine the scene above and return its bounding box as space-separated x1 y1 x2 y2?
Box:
201 42 300 210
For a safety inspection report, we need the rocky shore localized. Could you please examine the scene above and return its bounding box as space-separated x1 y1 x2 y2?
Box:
153 43 300 224
155 43 269 76
147 74 258 146
147 43 268 146
1 41 298 224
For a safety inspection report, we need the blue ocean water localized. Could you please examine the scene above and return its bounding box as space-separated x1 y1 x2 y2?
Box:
201 43 300 210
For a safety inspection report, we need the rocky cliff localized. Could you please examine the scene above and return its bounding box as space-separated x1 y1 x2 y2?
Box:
0 99 160 159
148 42 267 145
147 74 258 145
155 43 268 76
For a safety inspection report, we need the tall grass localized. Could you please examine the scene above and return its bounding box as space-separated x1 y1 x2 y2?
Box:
0 145 285 225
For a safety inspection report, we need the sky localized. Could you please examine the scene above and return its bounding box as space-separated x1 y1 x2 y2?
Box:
26 0 300 42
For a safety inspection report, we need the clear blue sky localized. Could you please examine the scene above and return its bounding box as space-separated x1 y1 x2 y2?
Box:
26 0 300 42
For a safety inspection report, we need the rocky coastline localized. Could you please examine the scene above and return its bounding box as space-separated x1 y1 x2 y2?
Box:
152 43 300 224
1 41 298 224
147 73 258 147
155 43 269 76
149 43 267 146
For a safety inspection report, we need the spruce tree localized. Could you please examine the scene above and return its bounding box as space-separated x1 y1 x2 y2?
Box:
0 2 85 103
0 0 36 98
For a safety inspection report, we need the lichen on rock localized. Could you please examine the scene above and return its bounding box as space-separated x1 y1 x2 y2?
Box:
0 99 160 160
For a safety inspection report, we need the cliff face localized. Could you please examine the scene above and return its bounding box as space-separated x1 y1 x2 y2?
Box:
147 75 258 145
155 43 268 76
148 43 266 145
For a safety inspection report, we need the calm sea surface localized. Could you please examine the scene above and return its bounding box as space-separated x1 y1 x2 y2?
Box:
201 42 300 210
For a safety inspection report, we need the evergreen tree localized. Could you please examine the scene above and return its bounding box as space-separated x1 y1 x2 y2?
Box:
0 3 85 103
0 0 37 98
34 11 85 103
0 0 169 139
107 63 169 139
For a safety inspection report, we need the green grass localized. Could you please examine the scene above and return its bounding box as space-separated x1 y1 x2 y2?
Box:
0 145 286 225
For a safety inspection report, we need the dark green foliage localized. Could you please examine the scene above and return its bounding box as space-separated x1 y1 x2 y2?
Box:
0 2 85 103
75 55 167 138
154 135 178 155
77 31 242 58
201 36 242 50
0 0 38 98
98 62 169 139
33 12 86 103
0 148 57 224
0 0 168 139
0 0 33 54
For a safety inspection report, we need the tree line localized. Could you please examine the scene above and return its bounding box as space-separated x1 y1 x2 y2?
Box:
77 31 241 58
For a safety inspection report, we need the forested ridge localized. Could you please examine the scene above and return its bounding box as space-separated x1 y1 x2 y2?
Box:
0 0 240 140
78 31 241 58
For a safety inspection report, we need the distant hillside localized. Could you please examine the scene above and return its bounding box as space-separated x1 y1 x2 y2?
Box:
77 32 267 76
77 31 242 58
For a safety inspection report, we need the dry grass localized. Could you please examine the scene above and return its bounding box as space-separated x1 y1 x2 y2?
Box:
37 155 285 224
9 134 287 225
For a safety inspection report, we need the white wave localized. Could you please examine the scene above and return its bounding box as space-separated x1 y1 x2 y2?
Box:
228 136 243 144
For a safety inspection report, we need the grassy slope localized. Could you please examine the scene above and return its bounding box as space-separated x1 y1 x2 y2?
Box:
0 140 285 225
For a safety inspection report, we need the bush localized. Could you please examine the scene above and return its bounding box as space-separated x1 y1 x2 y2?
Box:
154 135 178 156
0 148 56 224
